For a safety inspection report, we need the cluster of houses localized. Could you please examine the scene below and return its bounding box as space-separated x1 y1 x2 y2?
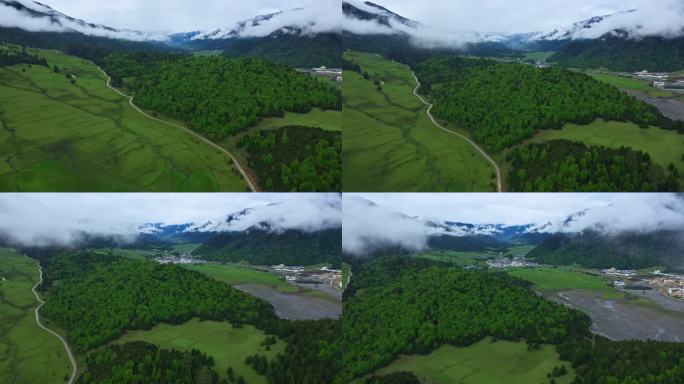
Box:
487 256 538 269
601 268 636 277
298 66 343 83
155 254 206 265
633 70 684 91
649 272 684 300
270 264 344 290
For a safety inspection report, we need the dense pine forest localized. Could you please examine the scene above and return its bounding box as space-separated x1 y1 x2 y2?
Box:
102 52 342 140
415 56 672 151
550 36 684 72
40 251 276 351
221 33 343 68
193 228 342 266
78 342 220 384
238 126 341 192
528 230 684 271
339 256 684 383
506 140 679 192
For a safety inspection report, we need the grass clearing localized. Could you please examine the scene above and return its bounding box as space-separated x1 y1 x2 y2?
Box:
183 263 298 293
0 248 71 383
517 119 684 189
371 337 574 384
0 47 248 191
342 51 495 191
112 318 282 384
507 267 613 294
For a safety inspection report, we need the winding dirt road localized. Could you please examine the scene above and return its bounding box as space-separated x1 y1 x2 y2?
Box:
411 71 503 192
96 67 259 192
31 261 77 384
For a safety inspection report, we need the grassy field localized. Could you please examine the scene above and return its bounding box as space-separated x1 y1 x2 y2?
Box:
0 248 71 383
587 71 674 97
371 337 574 384
523 51 555 61
414 250 494 266
342 51 495 191
507 267 614 294
218 107 342 187
113 318 282 384
0 46 248 191
183 263 299 293
518 119 684 189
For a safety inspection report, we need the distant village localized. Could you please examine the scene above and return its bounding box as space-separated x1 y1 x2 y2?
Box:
601 267 684 300
270 264 344 290
297 66 343 83
633 70 684 92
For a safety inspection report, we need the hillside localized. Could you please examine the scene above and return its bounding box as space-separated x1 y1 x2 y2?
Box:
550 36 684 72
528 230 684 270
192 228 342 266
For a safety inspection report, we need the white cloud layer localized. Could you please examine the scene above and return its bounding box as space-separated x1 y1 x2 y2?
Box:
0 193 341 247
343 193 684 255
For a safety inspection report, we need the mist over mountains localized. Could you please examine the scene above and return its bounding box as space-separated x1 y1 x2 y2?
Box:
3 0 683 51
342 194 684 257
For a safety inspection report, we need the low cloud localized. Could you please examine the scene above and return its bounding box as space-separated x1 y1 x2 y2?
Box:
0 193 341 248
343 193 684 256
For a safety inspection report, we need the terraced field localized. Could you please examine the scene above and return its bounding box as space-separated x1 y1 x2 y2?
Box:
0 48 248 191
342 51 495 192
0 248 71 383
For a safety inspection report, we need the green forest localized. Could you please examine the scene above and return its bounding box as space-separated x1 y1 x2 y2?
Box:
506 140 679 192
528 230 684 270
551 36 684 72
40 251 275 351
414 56 674 151
193 228 342 266
78 341 219 384
338 256 590 383
238 126 341 192
101 52 342 140
339 256 684 384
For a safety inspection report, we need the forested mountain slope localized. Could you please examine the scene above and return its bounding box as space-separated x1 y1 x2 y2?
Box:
192 228 342 266
550 36 684 72
528 230 684 270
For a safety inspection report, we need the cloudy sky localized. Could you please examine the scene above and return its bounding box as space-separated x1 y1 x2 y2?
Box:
343 193 684 255
37 0 327 32
379 0 682 34
0 193 340 246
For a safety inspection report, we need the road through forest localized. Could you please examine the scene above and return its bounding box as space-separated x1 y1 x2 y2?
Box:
411 71 503 192
97 66 259 192
31 260 77 384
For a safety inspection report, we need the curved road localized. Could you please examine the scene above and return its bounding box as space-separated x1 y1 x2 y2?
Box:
411 71 503 192
31 261 77 384
96 67 259 192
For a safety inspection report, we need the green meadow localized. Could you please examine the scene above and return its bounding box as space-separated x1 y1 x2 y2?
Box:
0 46 250 191
506 267 613 294
0 248 71 383
520 119 684 188
113 318 282 384
342 51 494 192
183 263 299 293
371 337 574 384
